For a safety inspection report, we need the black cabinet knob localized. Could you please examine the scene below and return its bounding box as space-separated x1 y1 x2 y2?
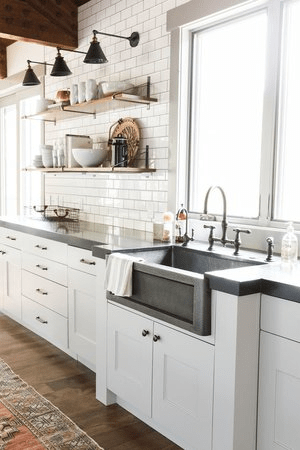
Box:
142 330 149 337
153 335 160 342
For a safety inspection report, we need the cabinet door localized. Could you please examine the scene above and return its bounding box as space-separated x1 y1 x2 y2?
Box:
107 303 153 417
3 246 21 321
258 331 300 450
152 323 214 450
0 248 6 311
68 268 96 367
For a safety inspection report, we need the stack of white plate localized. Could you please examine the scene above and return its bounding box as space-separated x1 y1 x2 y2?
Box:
32 155 44 168
41 145 53 168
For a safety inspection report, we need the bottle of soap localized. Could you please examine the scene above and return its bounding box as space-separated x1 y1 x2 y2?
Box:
175 204 186 243
281 222 298 268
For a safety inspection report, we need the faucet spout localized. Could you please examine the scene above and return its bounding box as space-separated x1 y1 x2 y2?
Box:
203 186 228 245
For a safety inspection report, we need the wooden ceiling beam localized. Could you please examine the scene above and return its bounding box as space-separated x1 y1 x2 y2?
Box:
0 0 78 50
0 44 7 79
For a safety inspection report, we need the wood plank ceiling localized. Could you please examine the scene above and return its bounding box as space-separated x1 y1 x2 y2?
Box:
0 0 91 79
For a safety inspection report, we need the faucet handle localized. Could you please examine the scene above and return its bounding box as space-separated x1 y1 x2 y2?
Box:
204 225 216 251
232 228 251 255
232 227 251 236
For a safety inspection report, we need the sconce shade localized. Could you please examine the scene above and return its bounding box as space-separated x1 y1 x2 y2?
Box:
50 51 72 76
22 65 41 86
83 40 108 64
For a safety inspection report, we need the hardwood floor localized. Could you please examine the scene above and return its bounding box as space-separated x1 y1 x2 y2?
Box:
0 313 181 450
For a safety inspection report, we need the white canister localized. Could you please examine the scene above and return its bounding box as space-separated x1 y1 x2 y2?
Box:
70 84 78 105
98 82 104 99
78 81 86 103
86 79 97 101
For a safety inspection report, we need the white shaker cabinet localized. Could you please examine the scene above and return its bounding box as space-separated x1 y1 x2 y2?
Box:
0 247 6 311
21 236 68 351
68 246 97 370
107 302 214 450
0 228 24 321
1 244 22 321
152 322 214 450
107 303 153 417
258 295 300 450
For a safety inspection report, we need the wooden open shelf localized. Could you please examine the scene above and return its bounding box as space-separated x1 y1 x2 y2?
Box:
23 167 156 174
21 93 158 124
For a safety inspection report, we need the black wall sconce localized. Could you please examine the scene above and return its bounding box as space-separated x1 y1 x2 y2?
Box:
23 29 140 86
22 47 86 86
23 60 53 86
84 30 140 64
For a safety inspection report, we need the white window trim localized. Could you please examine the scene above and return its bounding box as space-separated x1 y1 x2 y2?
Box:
167 0 298 252
0 75 44 215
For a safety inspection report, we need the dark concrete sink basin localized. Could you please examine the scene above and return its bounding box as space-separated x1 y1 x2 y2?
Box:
128 245 260 273
107 245 264 336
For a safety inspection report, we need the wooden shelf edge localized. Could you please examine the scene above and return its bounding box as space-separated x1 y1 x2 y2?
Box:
21 94 158 122
23 167 156 174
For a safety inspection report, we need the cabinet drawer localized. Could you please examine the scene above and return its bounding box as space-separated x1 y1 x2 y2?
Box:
0 244 21 265
0 228 25 250
68 246 97 275
22 234 68 264
22 253 67 286
22 270 67 317
22 296 68 350
261 294 300 342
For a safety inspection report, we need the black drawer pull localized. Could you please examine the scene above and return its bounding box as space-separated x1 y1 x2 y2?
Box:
6 236 16 241
35 244 47 250
36 316 48 324
142 329 149 337
0 250 6 255
80 258 96 266
36 288 48 295
36 264 48 271
153 335 160 342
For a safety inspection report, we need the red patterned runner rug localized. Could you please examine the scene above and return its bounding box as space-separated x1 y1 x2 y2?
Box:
0 358 104 449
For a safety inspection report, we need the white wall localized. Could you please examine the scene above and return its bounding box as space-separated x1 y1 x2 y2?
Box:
42 0 189 231
7 42 45 77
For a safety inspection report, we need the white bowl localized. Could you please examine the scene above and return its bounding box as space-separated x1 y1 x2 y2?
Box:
72 147 107 167
33 99 54 114
100 81 135 96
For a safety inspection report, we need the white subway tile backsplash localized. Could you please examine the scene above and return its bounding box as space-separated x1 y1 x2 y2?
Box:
43 0 187 232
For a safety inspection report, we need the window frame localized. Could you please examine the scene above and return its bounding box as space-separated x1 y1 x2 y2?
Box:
167 0 294 234
0 83 44 215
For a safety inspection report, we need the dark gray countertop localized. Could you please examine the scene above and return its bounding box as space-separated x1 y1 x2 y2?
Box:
0 216 156 253
1 216 300 302
206 261 300 302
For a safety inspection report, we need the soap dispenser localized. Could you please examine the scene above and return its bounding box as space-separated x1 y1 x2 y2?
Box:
175 204 187 243
281 222 298 268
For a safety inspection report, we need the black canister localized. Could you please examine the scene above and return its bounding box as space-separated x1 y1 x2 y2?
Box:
112 134 128 167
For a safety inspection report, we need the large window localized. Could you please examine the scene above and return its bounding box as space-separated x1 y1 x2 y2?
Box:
273 0 300 221
0 104 18 216
171 0 300 228
0 90 42 215
189 12 267 218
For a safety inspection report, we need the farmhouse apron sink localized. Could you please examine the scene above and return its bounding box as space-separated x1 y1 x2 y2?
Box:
107 245 264 336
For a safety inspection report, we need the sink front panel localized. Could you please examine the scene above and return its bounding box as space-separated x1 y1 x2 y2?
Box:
131 271 195 323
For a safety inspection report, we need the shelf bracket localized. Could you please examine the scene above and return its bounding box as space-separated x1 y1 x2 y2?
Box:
22 115 57 124
61 106 96 119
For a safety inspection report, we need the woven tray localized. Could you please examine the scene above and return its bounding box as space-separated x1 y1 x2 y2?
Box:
109 118 140 166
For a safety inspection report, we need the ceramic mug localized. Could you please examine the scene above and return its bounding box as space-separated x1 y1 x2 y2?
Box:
86 79 97 101
78 81 86 103
70 84 78 105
